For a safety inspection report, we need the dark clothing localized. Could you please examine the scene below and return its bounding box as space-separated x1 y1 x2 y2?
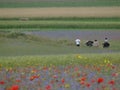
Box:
86 41 94 47
103 42 110 48
76 44 80 47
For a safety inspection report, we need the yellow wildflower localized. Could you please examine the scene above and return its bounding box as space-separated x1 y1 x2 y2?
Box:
77 54 83 59
64 84 70 88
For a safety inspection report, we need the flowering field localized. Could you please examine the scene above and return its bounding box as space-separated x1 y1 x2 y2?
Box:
0 53 120 90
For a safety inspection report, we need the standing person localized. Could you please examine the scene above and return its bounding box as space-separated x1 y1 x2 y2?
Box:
104 37 108 42
103 37 110 48
75 38 81 47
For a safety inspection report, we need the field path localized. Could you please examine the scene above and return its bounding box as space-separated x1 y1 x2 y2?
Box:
0 7 120 17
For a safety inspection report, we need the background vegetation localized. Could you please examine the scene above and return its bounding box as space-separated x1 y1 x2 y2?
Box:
0 17 120 30
0 0 120 8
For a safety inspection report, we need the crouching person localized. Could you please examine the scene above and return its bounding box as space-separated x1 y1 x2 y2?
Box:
103 42 110 48
93 40 99 47
85 40 93 47
75 38 81 47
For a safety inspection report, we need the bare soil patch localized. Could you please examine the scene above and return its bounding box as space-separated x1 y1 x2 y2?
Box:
0 7 120 18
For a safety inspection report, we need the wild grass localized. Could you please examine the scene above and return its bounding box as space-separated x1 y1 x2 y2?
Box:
0 53 120 68
0 17 120 21
0 32 120 56
0 17 120 29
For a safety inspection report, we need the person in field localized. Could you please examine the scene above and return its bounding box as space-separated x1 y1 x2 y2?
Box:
93 40 99 47
85 40 94 47
75 38 81 47
103 38 110 48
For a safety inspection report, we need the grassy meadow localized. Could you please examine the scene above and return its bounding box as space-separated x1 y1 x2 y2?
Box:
0 53 120 67
0 31 120 57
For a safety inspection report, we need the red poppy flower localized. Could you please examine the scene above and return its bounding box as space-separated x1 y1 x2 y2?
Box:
45 85 51 90
30 76 34 81
81 77 86 81
96 68 101 72
0 80 5 85
10 85 19 90
97 78 104 84
108 80 115 85
112 73 118 77
53 75 57 78
33 75 40 79
80 81 85 85
111 65 115 69
86 83 91 88
61 78 65 84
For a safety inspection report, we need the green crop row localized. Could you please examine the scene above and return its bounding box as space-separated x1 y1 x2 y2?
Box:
0 0 120 8
0 21 120 29
0 17 120 21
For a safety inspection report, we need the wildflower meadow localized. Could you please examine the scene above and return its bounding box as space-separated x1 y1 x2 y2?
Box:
0 53 120 90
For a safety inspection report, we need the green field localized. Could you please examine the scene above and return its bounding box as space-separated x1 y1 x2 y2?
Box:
0 17 120 30
0 32 120 57
0 53 120 67
0 0 120 8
